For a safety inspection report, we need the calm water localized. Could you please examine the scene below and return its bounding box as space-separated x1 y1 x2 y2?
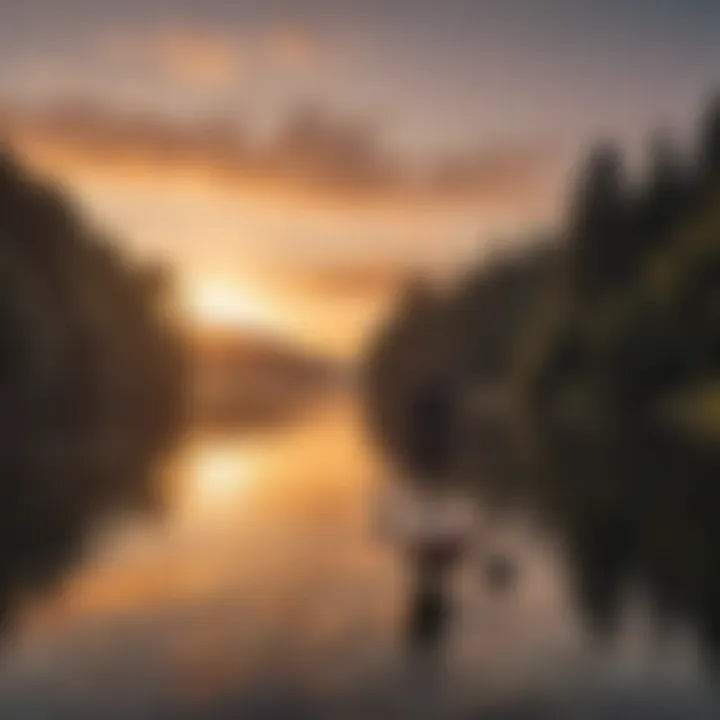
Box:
0 394 711 718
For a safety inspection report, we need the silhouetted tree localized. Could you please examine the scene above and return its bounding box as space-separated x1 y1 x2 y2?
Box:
700 95 720 185
570 144 630 297
364 96 720 660
0 149 188 626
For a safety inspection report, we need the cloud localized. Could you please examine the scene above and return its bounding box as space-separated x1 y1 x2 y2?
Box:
277 262 407 300
0 101 555 210
262 21 325 69
96 20 324 90
102 26 245 88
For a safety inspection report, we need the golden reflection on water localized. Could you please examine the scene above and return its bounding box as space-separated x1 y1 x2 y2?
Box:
5 394 406 700
178 438 262 517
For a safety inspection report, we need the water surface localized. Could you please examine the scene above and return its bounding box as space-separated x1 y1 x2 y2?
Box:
0 394 709 718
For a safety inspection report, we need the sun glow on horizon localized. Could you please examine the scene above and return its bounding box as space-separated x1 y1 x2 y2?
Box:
184 281 278 333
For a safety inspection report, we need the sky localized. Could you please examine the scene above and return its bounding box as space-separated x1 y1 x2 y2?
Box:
1 0 720 357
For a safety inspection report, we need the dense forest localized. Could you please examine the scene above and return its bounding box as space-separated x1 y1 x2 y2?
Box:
0 149 187 624
365 100 720 655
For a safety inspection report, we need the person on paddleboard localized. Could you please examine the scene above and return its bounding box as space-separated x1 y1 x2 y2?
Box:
374 380 517 659
375 381 472 658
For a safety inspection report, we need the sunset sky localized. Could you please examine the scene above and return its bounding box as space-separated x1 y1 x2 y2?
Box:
2 0 720 358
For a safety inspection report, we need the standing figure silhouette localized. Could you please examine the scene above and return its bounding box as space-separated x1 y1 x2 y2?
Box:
405 518 466 658
401 382 468 661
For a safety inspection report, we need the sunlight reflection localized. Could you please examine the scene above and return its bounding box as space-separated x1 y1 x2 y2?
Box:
183 440 260 514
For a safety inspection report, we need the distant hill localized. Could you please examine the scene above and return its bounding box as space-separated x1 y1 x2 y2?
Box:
191 327 344 429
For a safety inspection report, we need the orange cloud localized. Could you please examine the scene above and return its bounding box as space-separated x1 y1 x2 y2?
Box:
103 26 244 88
263 21 324 68
97 21 324 89
154 28 243 86
0 101 555 211
276 262 408 300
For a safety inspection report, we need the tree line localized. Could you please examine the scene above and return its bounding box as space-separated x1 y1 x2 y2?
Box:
0 149 187 624
365 98 720 656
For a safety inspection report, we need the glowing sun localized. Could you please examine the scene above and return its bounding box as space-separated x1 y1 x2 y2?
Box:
185 281 275 332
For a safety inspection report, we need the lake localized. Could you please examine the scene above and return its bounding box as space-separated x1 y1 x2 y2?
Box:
0 392 713 718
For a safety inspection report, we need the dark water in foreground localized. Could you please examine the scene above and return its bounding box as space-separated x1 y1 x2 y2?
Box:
0 395 716 718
